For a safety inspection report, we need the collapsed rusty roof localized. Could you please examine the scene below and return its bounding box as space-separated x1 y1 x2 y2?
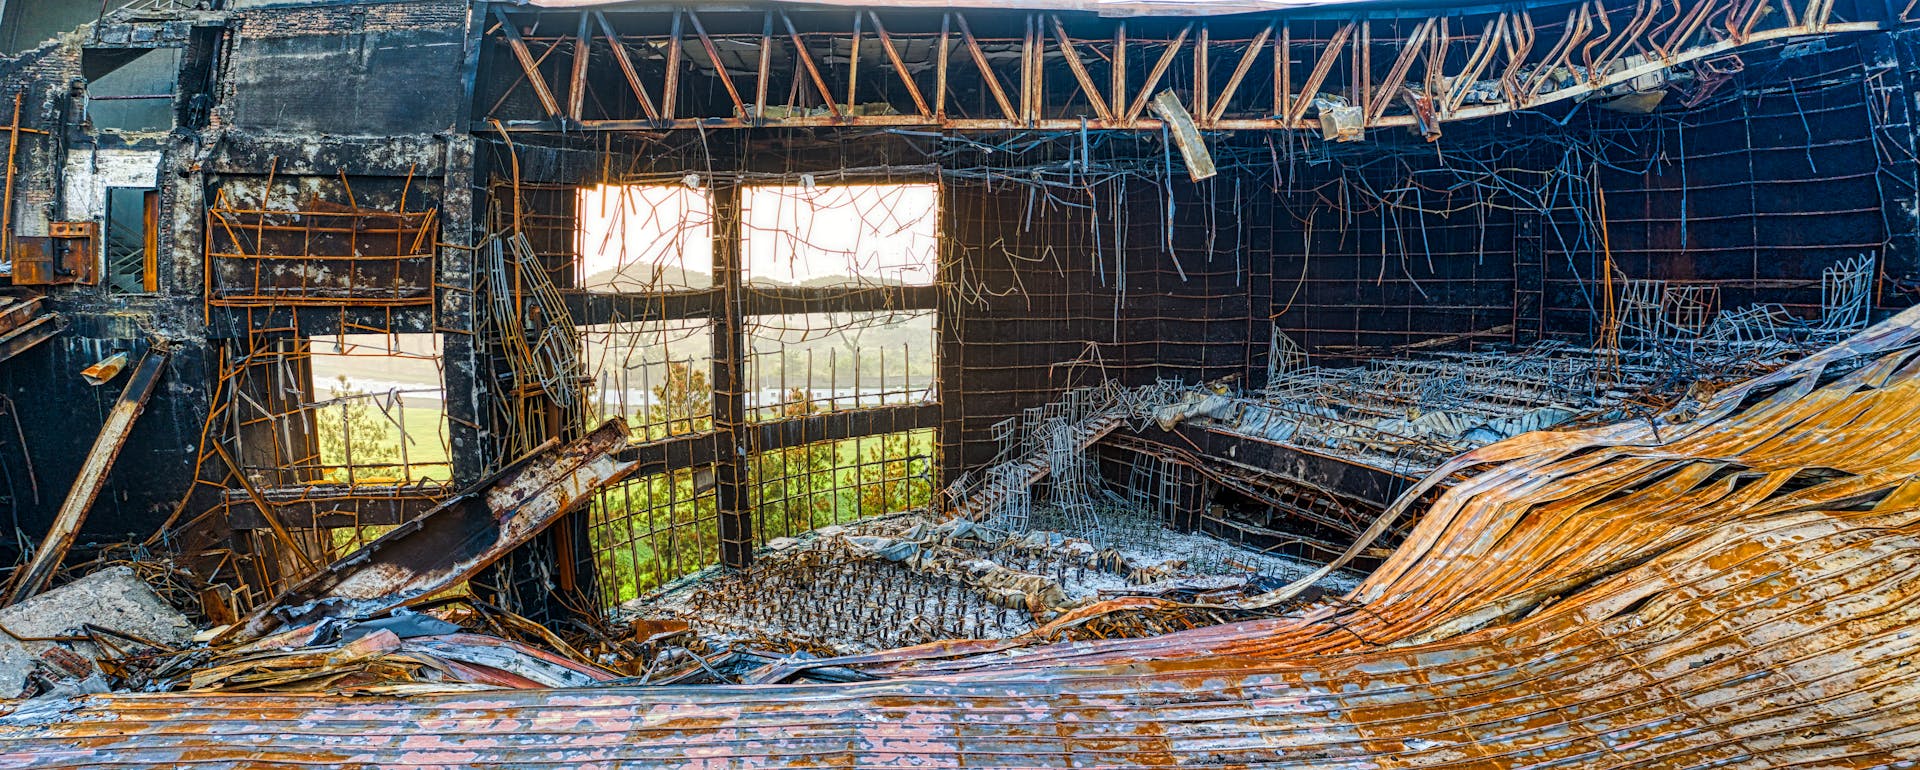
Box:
4 306 1918 766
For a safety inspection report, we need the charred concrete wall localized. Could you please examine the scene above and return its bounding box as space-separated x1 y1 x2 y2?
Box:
0 0 479 545
220 1 470 135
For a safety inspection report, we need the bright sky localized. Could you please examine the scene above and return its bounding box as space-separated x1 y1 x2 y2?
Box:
577 183 713 290
742 184 937 286
577 182 937 290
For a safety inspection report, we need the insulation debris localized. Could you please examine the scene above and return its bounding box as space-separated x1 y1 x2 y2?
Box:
178 627 619 694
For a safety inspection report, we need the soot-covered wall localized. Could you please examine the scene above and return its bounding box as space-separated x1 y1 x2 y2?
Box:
937 129 1530 475
934 35 1920 483
221 1 470 136
1542 38 1916 338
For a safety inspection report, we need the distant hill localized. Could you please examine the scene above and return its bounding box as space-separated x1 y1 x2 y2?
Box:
580 262 712 291
580 261 916 292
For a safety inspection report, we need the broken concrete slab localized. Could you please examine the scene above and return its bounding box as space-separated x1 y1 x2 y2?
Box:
0 566 195 698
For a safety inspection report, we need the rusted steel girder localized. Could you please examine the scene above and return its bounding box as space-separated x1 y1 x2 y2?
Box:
227 420 638 642
5 348 168 605
0 303 63 366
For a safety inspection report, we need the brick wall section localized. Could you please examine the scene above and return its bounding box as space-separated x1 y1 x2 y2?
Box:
230 1 466 40
0 36 82 239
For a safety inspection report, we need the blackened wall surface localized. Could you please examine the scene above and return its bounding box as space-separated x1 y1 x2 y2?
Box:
1542 41 1906 339
939 174 1105 474
0 0 480 544
0 326 208 539
1097 171 1270 386
1265 132 1523 356
222 1 469 135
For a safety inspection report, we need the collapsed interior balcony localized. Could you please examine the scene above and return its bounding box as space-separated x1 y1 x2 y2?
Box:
0 0 1917 765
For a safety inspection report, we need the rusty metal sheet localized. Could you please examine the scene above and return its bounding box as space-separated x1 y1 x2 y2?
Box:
0 311 63 367
6 314 1920 766
10 225 96 287
227 421 638 642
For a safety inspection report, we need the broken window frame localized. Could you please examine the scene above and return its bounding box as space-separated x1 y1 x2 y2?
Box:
81 46 181 133
574 177 943 603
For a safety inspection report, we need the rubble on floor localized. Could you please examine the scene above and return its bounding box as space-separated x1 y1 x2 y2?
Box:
622 507 1361 659
0 566 193 699
163 610 621 694
0 423 646 700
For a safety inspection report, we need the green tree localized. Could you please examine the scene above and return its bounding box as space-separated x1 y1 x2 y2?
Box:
648 362 712 438
317 375 404 483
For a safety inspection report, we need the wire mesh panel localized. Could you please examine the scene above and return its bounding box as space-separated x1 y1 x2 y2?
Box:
492 182 583 287
581 318 715 441
745 310 936 421
206 193 438 307
749 428 936 546
590 465 720 605
306 333 452 485
184 329 458 615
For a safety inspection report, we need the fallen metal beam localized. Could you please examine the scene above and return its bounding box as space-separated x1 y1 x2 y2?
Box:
228 420 638 642
756 402 938 452
1149 90 1216 181
222 484 451 531
5 348 168 604
0 295 47 335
